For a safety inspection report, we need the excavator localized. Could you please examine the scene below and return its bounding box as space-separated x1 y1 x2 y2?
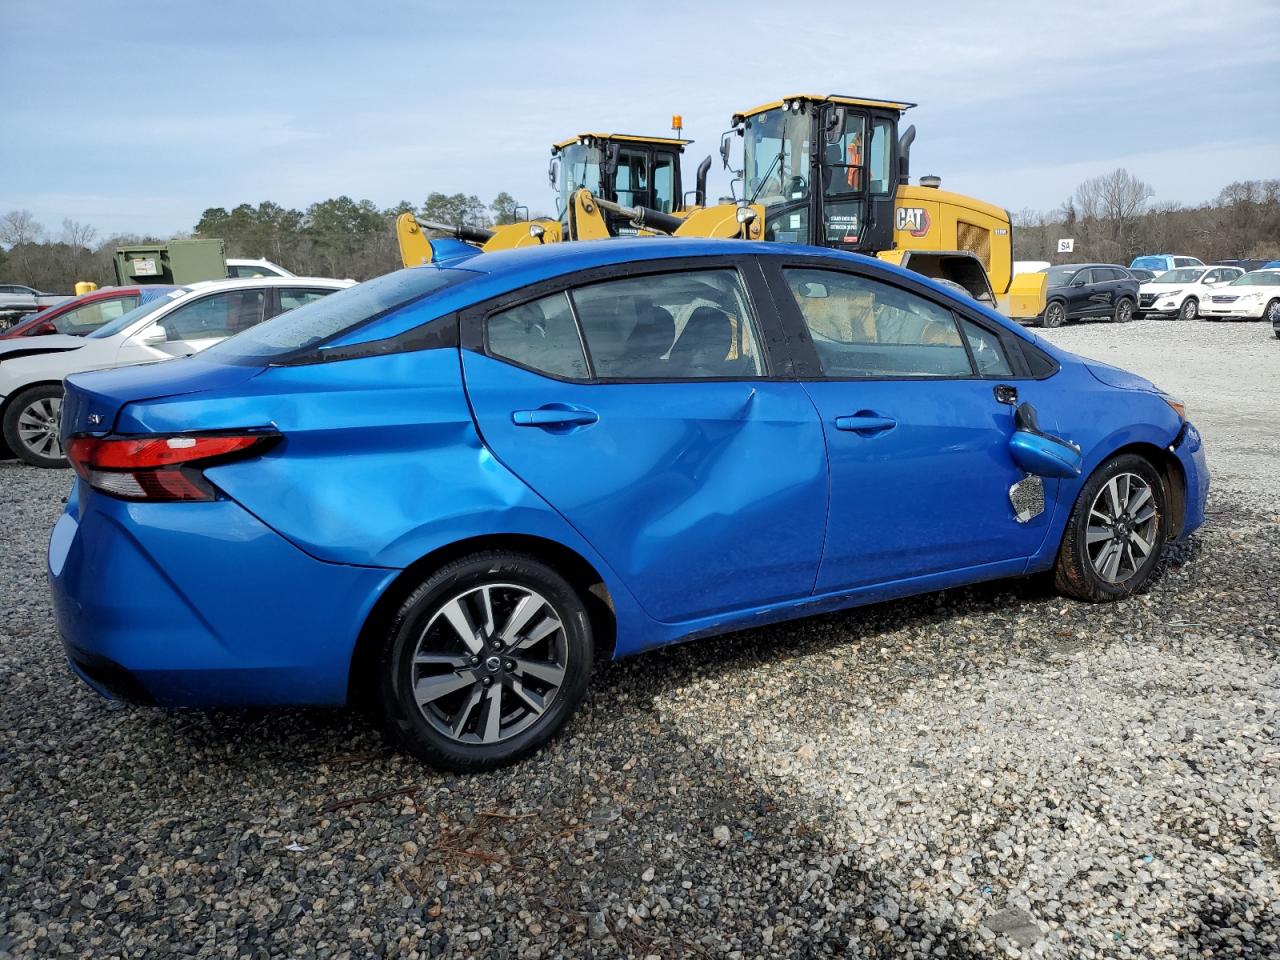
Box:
396 97 1046 320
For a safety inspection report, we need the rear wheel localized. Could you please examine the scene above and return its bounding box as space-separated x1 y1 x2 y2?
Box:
374 551 593 771
1179 297 1198 321
1054 454 1166 602
1266 299 1280 325
2 384 67 468
1112 298 1135 323
1042 301 1067 329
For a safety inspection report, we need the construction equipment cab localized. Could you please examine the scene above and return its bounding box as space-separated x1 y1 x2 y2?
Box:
725 95 1042 319
550 134 705 234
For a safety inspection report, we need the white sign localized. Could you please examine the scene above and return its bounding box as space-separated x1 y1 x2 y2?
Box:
1056 238 1075 254
131 257 159 277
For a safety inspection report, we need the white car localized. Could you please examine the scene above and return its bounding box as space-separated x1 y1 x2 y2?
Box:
1199 269 1280 325
0 276 352 467
226 258 296 279
1138 265 1244 320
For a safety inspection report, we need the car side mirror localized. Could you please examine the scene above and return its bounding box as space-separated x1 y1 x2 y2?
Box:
137 326 169 346
1009 402 1082 479
1070 278 1086 286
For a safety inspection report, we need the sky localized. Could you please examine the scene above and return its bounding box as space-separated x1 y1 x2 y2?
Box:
2 0 1278 240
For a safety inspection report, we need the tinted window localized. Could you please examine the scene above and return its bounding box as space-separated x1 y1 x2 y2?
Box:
784 268 972 378
279 287 335 312
571 269 765 380
202 269 465 363
53 295 139 334
157 289 265 341
88 288 189 339
959 318 1012 377
1097 268 1123 282
652 153 676 213
1046 267 1079 286
1233 271 1280 286
487 292 588 380
1174 257 1200 268
228 263 281 278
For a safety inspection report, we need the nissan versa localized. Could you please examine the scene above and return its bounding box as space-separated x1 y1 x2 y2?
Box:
49 239 1208 770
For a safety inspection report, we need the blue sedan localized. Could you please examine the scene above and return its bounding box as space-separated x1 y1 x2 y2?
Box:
49 239 1208 770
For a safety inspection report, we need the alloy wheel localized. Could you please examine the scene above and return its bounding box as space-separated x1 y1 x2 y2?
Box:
1267 300 1280 323
1086 472 1159 583
1180 298 1198 321
1044 302 1065 328
1115 299 1134 323
16 395 63 461
410 583 568 745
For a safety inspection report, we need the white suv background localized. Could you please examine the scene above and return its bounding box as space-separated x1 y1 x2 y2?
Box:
1138 266 1244 320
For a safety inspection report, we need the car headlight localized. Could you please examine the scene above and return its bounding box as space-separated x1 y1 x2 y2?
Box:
1161 395 1186 421
1239 291 1263 302
1157 289 1182 299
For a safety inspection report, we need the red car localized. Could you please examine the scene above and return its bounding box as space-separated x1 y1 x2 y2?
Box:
0 286 161 339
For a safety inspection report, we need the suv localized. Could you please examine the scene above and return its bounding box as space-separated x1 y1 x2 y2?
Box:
1130 254 1204 274
1138 265 1245 320
1039 264 1141 328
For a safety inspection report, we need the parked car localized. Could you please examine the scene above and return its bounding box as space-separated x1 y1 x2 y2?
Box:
0 286 174 340
0 283 71 322
0 277 351 466
49 239 1208 771
1130 254 1204 274
1138 265 1245 320
1039 264 1141 327
1198 269 1280 329
226 257 296 279
1214 258 1273 273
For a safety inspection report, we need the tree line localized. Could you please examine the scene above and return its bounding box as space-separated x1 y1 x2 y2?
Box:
3 173 1279 291
1012 171 1280 266
0 192 525 291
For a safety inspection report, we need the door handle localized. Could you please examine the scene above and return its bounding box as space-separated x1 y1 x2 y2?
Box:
834 414 897 434
512 406 599 428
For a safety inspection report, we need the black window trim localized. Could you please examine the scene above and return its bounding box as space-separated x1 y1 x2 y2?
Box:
760 255 1051 383
462 255 787 385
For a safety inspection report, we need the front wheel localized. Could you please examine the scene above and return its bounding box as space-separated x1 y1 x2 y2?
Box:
1266 299 1280 325
1054 454 1166 602
1041 301 1067 329
1112 298 1135 323
2 384 68 468
374 551 593 771
1179 297 1199 321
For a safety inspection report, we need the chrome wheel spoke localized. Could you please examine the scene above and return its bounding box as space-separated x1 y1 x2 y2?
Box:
451 685 484 738
1086 525 1112 545
517 658 565 687
498 594 543 644
514 613 562 651
481 684 503 742
415 670 475 704
507 678 547 716
1128 485 1152 514
414 652 470 668
1100 541 1124 581
439 597 484 654
1130 529 1154 558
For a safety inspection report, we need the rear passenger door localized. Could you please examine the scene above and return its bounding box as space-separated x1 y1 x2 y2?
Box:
460 258 829 623
766 261 1055 591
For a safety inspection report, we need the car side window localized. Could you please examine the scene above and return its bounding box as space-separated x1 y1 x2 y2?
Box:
157 290 266 341
958 318 1012 377
486 292 589 380
570 269 765 379
279 288 335 312
54 296 139 334
783 268 972 379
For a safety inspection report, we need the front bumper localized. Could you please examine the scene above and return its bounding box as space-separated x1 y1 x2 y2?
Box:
1170 420 1209 540
48 482 397 708
1201 299 1265 320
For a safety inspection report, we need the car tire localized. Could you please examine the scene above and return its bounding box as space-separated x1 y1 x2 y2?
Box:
1041 301 1067 329
1179 297 1198 321
1112 298 1135 323
1266 299 1280 326
373 550 594 771
1054 453 1167 603
2 384 68 468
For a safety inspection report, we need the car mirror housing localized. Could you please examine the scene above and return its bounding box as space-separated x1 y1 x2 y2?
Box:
137 326 169 346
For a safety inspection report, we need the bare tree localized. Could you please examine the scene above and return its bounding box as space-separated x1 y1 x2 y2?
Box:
0 209 43 248
60 219 98 251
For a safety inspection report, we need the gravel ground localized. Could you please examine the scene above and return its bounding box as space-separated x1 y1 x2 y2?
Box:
1 318 1277 959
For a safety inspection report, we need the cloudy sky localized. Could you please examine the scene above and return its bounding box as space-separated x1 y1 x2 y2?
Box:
3 0 1278 238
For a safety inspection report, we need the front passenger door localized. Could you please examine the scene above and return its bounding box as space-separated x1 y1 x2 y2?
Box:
771 264 1055 590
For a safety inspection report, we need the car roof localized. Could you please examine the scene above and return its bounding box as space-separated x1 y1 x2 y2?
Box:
181 276 350 291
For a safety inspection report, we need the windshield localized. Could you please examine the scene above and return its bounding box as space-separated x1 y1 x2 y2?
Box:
1130 256 1167 270
557 142 603 217
1232 270 1280 286
1046 267 1079 286
1154 268 1205 283
200 268 470 363
87 288 188 339
742 107 812 207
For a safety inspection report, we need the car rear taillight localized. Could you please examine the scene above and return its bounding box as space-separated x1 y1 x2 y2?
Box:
66 432 279 502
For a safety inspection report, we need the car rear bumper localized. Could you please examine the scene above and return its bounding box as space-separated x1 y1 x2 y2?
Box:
1171 420 1209 540
48 482 397 708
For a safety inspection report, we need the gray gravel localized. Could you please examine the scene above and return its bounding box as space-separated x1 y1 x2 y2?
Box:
1 318 1278 958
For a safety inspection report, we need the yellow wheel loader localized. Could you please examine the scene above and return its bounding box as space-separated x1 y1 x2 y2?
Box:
712 94 1045 319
